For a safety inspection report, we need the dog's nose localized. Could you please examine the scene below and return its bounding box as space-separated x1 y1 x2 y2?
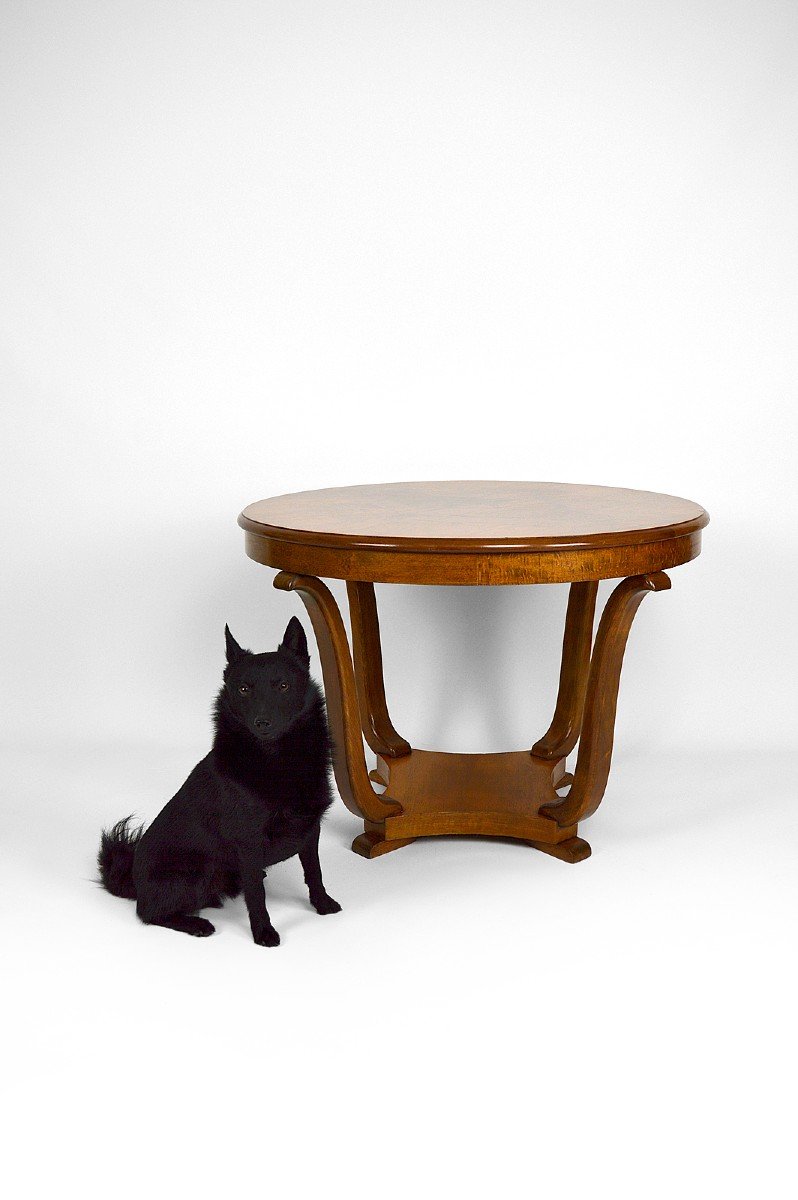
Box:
255 718 271 729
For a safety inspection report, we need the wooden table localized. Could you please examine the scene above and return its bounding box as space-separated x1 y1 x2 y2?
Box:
239 481 708 863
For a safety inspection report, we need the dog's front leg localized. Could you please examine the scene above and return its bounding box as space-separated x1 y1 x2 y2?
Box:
238 849 280 947
299 822 342 916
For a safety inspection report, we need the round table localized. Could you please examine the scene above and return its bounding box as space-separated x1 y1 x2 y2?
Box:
238 481 708 862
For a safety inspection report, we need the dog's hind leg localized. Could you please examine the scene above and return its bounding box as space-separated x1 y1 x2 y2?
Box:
149 913 215 936
136 873 216 937
200 868 239 909
299 822 341 916
208 868 241 903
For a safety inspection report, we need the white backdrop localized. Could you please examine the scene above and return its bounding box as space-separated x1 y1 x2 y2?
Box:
2 2 796 1197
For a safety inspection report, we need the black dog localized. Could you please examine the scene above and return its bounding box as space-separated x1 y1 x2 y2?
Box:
97 618 340 946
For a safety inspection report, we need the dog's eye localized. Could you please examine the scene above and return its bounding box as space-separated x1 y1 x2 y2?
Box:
238 684 251 694
279 681 289 691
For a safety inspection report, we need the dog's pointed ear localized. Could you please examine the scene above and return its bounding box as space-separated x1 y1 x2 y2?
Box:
225 624 247 664
278 616 310 669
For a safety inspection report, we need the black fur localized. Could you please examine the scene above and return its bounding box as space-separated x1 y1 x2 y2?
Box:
97 618 340 947
97 816 144 899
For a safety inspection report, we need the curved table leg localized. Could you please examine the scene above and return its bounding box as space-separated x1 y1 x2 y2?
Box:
532 580 598 760
540 571 671 828
346 581 411 759
273 572 401 824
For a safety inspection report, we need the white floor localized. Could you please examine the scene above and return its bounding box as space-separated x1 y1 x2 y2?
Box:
3 739 796 1198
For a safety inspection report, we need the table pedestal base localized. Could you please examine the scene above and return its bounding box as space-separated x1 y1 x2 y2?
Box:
273 569 672 863
351 749 589 861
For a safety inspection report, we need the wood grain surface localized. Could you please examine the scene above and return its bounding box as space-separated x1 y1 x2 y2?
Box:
240 480 708 550
240 481 708 585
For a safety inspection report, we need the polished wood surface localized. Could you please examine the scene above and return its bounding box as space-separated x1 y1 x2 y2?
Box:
361 748 575 846
346 581 411 760
272 572 400 825
243 527 702 585
240 481 707 585
239 481 708 863
540 572 672 827
241 481 707 548
532 580 598 760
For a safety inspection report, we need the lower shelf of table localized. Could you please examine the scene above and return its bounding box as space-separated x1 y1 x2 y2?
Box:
354 747 583 855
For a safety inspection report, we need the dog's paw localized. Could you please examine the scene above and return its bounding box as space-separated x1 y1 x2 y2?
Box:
253 925 281 947
312 894 342 916
191 917 215 937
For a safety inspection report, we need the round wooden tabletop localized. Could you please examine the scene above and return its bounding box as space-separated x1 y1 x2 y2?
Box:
239 481 709 586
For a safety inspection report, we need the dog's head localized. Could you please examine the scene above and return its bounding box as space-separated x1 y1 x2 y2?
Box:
221 618 313 743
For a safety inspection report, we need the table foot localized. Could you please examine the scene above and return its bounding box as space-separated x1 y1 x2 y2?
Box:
352 831 417 859
352 827 591 862
527 836 592 863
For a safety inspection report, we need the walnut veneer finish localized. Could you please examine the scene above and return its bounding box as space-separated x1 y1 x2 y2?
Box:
239 481 708 861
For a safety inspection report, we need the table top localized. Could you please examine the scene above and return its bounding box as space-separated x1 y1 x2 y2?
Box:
239 481 708 585
240 481 707 549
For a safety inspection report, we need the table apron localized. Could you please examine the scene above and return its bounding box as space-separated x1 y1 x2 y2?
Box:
243 530 702 585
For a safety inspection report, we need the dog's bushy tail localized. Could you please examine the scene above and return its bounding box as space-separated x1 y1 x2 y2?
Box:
97 816 145 899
